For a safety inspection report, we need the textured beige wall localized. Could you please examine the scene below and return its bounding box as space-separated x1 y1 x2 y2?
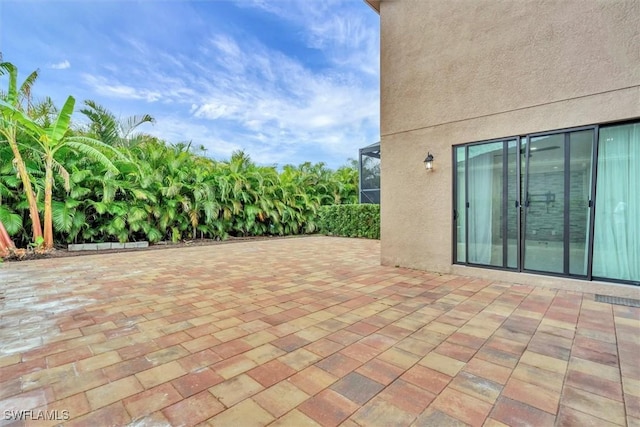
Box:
380 0 640 136
378 0 640 275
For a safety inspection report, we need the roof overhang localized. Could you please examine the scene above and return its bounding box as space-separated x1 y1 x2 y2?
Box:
364 0 380 13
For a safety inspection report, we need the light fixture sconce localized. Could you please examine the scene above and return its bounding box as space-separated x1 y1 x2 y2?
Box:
424 152 434 171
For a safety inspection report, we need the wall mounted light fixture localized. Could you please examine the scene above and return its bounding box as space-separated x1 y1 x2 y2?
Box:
424 152 434 171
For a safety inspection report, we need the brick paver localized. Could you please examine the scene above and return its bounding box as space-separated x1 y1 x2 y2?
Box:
1 236 639 426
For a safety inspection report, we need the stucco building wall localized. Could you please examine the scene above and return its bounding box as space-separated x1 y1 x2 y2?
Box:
377 0 640 291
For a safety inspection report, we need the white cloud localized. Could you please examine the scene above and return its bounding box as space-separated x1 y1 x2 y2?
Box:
82 74 162 102
49 60 70 70
96 28 376 164
187 33 379 163
235 0 379 76
74 2 379 167
149 116 243 159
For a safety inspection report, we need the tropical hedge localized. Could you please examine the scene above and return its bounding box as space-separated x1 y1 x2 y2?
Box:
0 59 359 250
318 204 380 239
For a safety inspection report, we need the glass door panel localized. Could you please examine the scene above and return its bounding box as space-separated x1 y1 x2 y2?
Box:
523 134 565 273
467 142 504 266
524 130 595 275
593 123 640 282
569 131 594 276
455 146 466 263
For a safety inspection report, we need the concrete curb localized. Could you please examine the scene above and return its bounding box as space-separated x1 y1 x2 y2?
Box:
68 242 149 252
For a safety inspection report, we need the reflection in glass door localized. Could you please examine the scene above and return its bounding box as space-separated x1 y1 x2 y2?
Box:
468 142 503 266
453 140 518 269
523 134 565 273
522 130 594 275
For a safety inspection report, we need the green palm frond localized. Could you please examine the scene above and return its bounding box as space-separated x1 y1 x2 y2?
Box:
64 139 119 173
145 227 163 243
51 199 80 233
46 96 75 144
51 158 70 192
127 206 147 223
18 70 40 109
80 99 119 144
91 201 108 215
120 114 155 139
0 205 22 235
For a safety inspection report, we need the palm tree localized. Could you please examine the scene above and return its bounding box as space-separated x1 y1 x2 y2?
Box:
1 95 123 249
0 61 43 244
334 161 359 204
80 100 154 147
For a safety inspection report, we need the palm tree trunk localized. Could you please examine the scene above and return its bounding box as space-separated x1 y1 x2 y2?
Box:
43 155 54 249
5 128 43 243
0 219 15 256
0 220 15 248
0 234 9 257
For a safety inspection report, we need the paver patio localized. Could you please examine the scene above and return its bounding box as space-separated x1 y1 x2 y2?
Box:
1 236 639 426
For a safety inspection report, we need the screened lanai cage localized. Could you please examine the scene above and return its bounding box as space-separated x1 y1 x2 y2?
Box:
359 142 380 204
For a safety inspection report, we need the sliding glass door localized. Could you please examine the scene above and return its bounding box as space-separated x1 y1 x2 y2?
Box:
453 120 638 284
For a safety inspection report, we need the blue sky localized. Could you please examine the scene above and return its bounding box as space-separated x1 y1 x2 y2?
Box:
0 0 380 169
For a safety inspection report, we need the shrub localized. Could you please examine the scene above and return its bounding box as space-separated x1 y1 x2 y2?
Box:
318 204 380 239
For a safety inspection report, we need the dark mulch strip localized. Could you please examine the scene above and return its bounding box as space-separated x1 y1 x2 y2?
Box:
2 235 308 263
